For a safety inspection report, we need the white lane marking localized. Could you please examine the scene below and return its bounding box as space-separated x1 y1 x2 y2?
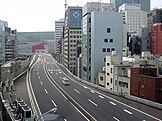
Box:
88 99 98 107
56 73 58 75
142 120 146 121
110 101 116 106
99 95 104 99
60 77 62 79
113 117 120 121
90 90 95 93
51 100 57 107
51 71 53 74
74 89 80 94
124 109 132 115
64 119 67 121
40 81 43 85
44 89 48 94
83 86 88 89
37 72 39 75
38 76 40 79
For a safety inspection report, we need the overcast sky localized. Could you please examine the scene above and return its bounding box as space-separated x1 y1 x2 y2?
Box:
0 0 161 32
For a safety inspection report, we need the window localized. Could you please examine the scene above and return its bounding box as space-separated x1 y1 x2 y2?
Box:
111 48 115 51
104 58 106 62
104 39 108 42
102 48 106 52
100 76 103 81
107 28 111 33
107 63 109 66
109 39 113 43
107 82 109 86
107 73 109 76
110 78 112 83
107 48 110 52
111 68 112 73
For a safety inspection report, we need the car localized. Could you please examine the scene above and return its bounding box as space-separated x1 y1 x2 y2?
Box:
62 77 69 86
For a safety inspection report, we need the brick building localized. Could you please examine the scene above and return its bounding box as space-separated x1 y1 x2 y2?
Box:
130 67 162 103
151 23 162 55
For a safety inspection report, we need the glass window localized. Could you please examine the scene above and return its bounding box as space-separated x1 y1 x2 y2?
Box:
104 39 108 42
109 39 113 43
107 28 111 33
102 48 106 52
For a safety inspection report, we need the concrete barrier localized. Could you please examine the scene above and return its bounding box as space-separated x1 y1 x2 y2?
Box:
55 61 162 110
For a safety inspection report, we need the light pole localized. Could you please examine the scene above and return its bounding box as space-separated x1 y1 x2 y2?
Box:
37 108 57 121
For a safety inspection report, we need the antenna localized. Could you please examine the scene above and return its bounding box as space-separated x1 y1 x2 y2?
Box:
64 0 68 10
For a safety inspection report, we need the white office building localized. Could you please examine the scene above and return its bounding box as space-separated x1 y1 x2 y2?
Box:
81 3 123 83
119 3 147 36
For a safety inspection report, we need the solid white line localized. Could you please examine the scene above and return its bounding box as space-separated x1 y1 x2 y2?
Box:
40 81 43 85
124 109 132 115
74 89 80 94
51 100 57 107
113 117 120 121
110 101 116 106
90 90 95 93
88 99 98 107
99 95 104 99
44 89 48 94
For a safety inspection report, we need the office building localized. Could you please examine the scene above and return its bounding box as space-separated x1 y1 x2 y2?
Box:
64 6 82 75
119 3 147 36
110 0 150 12
55 19 65 62
0 21 5 65
147 9 162 30
151 23 162 55
81 2 123 83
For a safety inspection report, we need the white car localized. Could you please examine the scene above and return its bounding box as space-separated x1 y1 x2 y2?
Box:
62 77 69 86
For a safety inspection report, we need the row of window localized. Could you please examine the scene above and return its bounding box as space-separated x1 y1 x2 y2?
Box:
70 31 81 34
102 48 115 52
104 38 113 43
70 35 82 38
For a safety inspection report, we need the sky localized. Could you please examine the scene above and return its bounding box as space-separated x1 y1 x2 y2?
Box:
0 0 161 32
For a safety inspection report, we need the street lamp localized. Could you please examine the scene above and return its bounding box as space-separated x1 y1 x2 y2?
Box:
37 108 57 121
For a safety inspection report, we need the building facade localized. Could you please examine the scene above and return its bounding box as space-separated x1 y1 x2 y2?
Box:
82 7 123 83
110 0 150 12
151 23 162 55
119 3 147 37
131 67 162 103
55 19 65 62
147 9 162 30
0 21 5 65
64 6 82 75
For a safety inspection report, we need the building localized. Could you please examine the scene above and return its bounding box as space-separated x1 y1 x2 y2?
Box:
54 19 64 62
64 6 82 75
151 23 162 55
5 28 18 61
147 9 162 30
110 0 150 12
130 67 162 103
81 2 119 83
119 3 147 37
17 32 54 42
0 21 5 65
141 27 151 52
98 67 106 87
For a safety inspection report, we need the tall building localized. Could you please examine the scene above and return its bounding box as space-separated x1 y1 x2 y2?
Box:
81 2 123 84
0 21 6 65
110 0 150 12
147 9 162 30
54 19 65 62
64 6 82 75
151 23 162 55
119 3 147 37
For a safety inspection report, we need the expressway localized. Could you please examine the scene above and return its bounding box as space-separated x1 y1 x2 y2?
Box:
30 53 162 121
29 54 87 121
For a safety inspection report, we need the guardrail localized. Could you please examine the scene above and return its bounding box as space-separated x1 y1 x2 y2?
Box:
55 61 162 110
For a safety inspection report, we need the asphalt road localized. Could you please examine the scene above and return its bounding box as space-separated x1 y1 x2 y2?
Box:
43 53 162 121
30 55 87 121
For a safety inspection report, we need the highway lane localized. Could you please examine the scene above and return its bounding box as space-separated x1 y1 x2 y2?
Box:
30 55 87 121
44 54 162 121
